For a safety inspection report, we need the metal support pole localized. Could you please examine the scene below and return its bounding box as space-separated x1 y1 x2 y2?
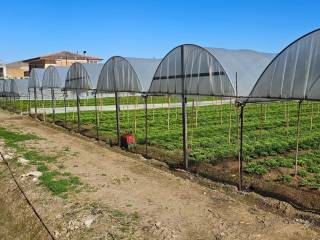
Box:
63 92 67 125
182 96 188 169
28 89 31 115
94 92 99 140
8 96 10 109
181 45 188 169
115 92 121 146
144 95 148 156
51 88 55 123
41 89 45 122
13 96 16 112
76 90 81 131
34 87 37 118
239 105 244 191
295 100 303 176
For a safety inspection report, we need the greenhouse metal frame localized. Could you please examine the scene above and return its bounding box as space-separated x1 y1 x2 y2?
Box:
28 68 45 117
42 66 69 122
148 44 274 182
64 62 104 130
96 56 161 146
239 28 320 186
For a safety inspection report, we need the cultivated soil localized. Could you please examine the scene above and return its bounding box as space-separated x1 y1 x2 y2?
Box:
0 110 319 240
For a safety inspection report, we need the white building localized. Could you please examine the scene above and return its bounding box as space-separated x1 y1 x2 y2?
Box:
0 60 6 78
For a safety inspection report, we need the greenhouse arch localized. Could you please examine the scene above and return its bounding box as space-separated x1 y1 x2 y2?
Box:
28 68 45 116
149 44 274 98
240 29 320 190
64 62 103 131
42 66 69 122
97 56 161 94
42 66 69 89
28 68 45 89
247 28 320 101
148 44 274 170
96 56 161 145
65 62 103 91
11 79 28 98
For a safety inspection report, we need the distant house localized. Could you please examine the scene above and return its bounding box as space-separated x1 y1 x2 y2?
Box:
6 61 29 79
22 51 103 76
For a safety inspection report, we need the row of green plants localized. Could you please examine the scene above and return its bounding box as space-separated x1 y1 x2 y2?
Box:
2 96 320 190
0 94 217 113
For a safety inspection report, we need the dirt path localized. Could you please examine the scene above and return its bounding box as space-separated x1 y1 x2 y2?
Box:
0 111 319 240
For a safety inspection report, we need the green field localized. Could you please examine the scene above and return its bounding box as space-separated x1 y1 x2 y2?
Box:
52 98 320 190
2 96 320 191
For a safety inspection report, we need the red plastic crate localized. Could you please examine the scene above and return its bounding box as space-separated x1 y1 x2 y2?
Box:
120 133 136 149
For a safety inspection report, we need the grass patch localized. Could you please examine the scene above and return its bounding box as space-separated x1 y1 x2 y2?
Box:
36 163 49 172
23 150 57 164
0 127 39 149
38 171 82 196
0 126 82 197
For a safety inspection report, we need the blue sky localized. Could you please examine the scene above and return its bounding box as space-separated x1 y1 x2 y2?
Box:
1 0 319 62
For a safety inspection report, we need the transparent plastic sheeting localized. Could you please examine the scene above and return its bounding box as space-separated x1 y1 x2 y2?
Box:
42 66 69 89
12 79 29 97
247 29 320 102
3 80 11 97
0 80 3 96
64 63 103 91
0 79 28 98
97 57 161 93
148 44 275 97
28 68 45 89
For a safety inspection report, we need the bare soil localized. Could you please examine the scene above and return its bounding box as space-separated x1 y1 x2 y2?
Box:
0 110 319 240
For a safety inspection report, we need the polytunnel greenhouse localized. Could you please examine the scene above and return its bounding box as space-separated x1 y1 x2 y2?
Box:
11 79 29 98
0 80 10 108
238 28 320 191
248 29 320 101
149 44 274 97
96 56 161 144
0 80 3 96
42 66 69 122
64 62 104 130
28 68 45 116
148 44 275 171
2 80 11 97
0 79 28 111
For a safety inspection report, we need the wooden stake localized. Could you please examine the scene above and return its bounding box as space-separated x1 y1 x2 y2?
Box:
134 96 137 133
286 102 290 136
167 96 170 130
228 98 232 144
72 93 75 122
295 101 302 177
151 96 155 121
127 94 129 128
195 97 199 128
220 99 223 126
310 102 314 131
259 103 263 138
